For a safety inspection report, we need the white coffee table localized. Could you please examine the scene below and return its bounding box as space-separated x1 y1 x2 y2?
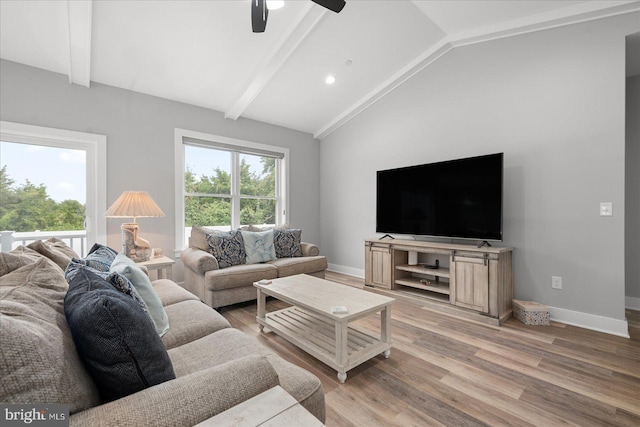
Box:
254 274 395 383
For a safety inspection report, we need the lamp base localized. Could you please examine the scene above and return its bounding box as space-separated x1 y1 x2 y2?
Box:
121 223 151 262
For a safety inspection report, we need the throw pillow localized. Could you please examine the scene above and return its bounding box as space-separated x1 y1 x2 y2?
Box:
110 253 170 337
74 243 118 272
1 258 102 413
0 246 46 276
273 228 303 258
64 267 176 402
27 238 79 271
65 260 150 316
240 230 276 264
206 230 246 269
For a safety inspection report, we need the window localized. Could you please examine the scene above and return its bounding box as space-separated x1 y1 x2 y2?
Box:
0 121 107 251
175 129 288 249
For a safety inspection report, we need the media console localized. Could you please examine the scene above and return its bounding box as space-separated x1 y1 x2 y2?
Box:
365 238 514 325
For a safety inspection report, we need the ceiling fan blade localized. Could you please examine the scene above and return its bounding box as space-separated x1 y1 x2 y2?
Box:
311 0 346 13
251 0 269 33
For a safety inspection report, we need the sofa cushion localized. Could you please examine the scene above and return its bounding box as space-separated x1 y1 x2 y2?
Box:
27 237 79 271
153 279 200 306
273 228 303 258
167 328 324 421
268 256 328 277
111 253 170 337
205 263 278 291
0 257 101 414
161 300 231 350
64 267 176 402
0 246 44 276
206 230 246 269
240 229 276 264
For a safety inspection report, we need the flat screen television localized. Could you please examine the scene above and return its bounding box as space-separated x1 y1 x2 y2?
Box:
376 153 503 241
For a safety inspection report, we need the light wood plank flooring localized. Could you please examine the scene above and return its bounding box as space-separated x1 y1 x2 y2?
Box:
221 272 640 426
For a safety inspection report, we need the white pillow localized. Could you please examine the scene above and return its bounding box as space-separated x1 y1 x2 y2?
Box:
240 230 276 264
110 253 170 337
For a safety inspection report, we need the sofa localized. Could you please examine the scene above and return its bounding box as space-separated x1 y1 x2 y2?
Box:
181 226 328 309
0 239 325 426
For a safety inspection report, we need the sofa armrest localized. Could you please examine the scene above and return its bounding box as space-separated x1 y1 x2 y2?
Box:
181 247 219 274
300 242 320 257
70 355 279 427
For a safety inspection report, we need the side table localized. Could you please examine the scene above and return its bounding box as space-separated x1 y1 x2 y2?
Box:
136 255 175 281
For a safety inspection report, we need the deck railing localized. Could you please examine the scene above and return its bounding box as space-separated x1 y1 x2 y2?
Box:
1 230 88 257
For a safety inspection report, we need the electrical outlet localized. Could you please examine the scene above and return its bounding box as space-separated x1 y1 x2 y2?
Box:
600 202 613 216
552 276 562 290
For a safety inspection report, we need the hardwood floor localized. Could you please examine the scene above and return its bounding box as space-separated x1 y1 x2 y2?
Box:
221 272 640 426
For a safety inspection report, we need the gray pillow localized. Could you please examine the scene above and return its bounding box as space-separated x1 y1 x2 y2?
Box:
206 230 246 269
64 267 175 402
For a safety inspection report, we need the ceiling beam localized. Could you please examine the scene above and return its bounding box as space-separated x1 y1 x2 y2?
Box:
225 3 327 121
315 0 640 140
66 0 92 87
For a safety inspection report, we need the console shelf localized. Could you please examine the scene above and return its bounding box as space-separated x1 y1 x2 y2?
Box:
365 238 514 325
395 278 450 295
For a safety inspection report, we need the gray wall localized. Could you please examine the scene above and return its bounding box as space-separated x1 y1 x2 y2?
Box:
320 14 639 321
627 75 640 301
0 59 321 281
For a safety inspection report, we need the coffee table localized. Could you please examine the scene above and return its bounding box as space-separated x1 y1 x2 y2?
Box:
254 274 395 383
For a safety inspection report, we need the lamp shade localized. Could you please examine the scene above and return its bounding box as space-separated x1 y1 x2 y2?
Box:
105 191 165 221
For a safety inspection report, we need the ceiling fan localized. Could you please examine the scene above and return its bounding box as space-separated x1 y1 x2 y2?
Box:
252 0 346 33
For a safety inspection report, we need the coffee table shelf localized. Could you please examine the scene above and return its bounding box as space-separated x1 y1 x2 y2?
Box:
263 306 389 374
255 274 395 383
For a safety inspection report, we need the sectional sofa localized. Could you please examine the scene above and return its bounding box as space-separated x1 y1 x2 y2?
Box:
0 239 325 425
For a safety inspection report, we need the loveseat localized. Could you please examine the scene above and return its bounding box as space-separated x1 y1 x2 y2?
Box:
181 226 327 309
0 239 325 426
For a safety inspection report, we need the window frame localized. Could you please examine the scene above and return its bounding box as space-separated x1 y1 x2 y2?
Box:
0 120 107 246
174 128 289 254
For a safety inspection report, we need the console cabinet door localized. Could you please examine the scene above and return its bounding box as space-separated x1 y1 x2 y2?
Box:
365 245 392 289
452 256 489 313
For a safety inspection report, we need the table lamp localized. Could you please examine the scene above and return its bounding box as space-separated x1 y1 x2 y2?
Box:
105 191 165 262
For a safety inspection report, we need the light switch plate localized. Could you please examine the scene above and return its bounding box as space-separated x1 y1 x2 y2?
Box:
600 202 613 216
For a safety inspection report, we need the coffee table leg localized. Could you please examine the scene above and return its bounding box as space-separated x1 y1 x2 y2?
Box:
335 321 348 383
381 305 392 358
337 372 347 384
257 288 266 332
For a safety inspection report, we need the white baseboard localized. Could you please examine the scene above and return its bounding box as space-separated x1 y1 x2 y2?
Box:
327 263 364 279
326 264 631 338
626 296 640 310
547 305 630 338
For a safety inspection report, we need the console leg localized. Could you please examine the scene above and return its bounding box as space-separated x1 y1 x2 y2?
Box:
383 349 391 359
337 372 347 384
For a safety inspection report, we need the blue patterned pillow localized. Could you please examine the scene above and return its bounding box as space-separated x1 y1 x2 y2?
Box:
73 243 118 272
65 260 149 315
273 229 303 258
206 230 246 269
240 230 276 264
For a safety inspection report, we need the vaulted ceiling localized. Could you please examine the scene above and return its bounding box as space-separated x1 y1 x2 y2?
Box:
1 1 638 139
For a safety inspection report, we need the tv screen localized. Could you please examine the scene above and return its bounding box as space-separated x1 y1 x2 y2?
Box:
376 153 503 241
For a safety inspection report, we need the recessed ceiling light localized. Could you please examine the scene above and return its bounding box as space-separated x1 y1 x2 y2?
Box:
325 75 336 85
267 1 284 10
